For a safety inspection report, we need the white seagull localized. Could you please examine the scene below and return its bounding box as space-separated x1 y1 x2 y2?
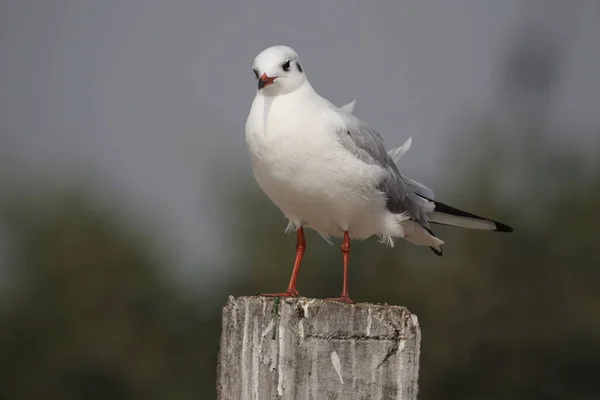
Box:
245 45 513 303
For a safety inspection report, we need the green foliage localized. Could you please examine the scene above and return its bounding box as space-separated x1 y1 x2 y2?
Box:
0 191 219 400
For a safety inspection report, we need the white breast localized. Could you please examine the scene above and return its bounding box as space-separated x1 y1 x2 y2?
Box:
245 88 393 239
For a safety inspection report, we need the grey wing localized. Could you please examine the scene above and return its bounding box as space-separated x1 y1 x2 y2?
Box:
335 115 431 227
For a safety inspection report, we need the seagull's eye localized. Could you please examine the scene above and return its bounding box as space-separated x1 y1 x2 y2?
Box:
253 69 259 79
282 60 290 71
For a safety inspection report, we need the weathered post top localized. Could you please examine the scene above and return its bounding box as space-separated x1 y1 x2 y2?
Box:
217 296 421 400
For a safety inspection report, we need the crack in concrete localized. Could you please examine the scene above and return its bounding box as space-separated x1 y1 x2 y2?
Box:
305 333 400 342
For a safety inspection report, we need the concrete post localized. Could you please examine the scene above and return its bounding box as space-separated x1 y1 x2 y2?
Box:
217 296 420 400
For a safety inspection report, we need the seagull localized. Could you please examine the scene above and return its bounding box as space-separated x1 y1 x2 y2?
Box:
245 45 513 303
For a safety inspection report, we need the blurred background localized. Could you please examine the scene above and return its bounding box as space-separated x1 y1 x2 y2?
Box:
1 0 599 398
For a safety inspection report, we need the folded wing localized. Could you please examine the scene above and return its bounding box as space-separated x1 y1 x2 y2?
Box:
334 113 431 227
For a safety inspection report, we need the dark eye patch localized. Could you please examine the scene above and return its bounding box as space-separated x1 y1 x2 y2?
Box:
282 60 290 71
296 62 303 73
253 69 259 79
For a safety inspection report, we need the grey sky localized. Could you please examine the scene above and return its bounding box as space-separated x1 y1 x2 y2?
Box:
1 0 599 279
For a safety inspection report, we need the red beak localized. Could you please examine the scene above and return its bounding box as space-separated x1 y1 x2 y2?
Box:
258 73 276 90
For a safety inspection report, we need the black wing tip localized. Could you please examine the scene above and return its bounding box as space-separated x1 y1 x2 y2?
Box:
430 198 514 233
493 222 514 233
430 246 443 257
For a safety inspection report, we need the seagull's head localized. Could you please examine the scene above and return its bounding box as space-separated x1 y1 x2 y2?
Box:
252 46 306 95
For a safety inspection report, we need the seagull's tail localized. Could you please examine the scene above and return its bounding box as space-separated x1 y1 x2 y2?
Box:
400 220 445 257
427 200 513 232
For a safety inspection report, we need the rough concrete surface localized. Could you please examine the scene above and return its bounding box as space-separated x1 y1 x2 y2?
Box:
217 296 421 400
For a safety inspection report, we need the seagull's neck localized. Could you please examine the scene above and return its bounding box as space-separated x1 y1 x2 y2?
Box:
259 80 319 103
294 80 318 99
253 80 321 133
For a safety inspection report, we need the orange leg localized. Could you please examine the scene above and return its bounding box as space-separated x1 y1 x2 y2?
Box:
261 227 305 297
326 231 354 304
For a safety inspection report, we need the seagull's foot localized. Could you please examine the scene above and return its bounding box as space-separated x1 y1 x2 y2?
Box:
324 296 355 304
260 289 299 298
